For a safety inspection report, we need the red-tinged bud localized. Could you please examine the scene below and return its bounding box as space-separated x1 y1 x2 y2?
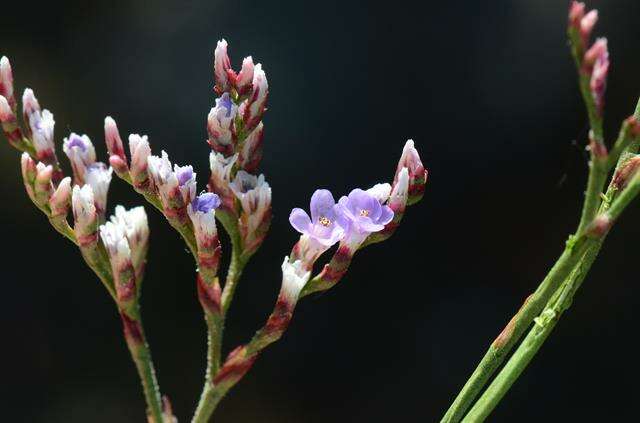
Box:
589 40 609 115
129 134 152 190
196 274 222 315
72 185 99 246
229 171 272 256
580 10 598 45
213 346 257 386
587 214 611 238
0 57 15 110
583 37 607 70
0 95 23 149
242 63 268 131
208 151 238 215
396 140 428 205
214 39 232 95
100 217 137 304
588 130 608 159
34 162 53 207
568 1 585 29
613 156 640 190
49 176 72 218
302 243 355 296
105 116 128 174
238 122 263 172
235 56 255 97
626 116 640 137
21 88 40 139
20 152 38 203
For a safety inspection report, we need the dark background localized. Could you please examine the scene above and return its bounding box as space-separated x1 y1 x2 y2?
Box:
2 0 640 421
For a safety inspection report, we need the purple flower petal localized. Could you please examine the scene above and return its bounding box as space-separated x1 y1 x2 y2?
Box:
193 192 221 213
379 205 394 225
310 189 336 223
289 208 312 234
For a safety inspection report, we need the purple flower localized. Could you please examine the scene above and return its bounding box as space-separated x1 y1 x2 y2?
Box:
192 192 221 213
336 189 394 235
289 189 344 247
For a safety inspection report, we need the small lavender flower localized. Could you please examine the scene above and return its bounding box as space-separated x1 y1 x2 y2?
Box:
128 134 151 187
0 56 14 109
336 188 394 245
84 163 113 218
207 93 237 156
243 63 268 131
235 56 254 96
289 189 344 248
63 133 97 184
280 257 311 304
239 122 263 173
214 39 231 94
175 164 197 205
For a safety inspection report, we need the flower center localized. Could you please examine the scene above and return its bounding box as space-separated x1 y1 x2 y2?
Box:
359 209 370 217
318 216 331 226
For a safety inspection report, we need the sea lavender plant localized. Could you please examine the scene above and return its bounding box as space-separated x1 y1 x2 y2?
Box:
0 38 426 422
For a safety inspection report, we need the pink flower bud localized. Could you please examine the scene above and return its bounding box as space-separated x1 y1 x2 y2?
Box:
34 162 54 206
214 39 232 94
0 95 23 147
238 122 263 172
242 63 268 131
0 95 14 122
63 133 96 185
22 88 41 136
590 40 609 115
49 176 72 218
580 10 598 45
20 153 37 202
584 37 607 69
129 134 152 189
396 140 427 205
105 116 128 174
235 56 254 96
568 1 585 29
0 56 15 110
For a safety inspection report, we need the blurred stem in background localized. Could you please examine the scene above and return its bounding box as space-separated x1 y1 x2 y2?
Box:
443 3 640 421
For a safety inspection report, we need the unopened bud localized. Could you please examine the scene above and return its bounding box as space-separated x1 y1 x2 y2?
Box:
589 41 609 115
568 1 585 29
129 134 152 189
229 170 272 254
613 156 640 190
580 10 598 45
34 162 53 207
20 152 37 203
0 95 23 148
238 122 263 172
396 140 427 205
49 176 72 217
214 39 232 94
587 214 611 238
63 133 96 184
242 63 268 131
235 56 255 96
209 151 238 213
0 56 15 110
107 205 149 274
84 163 113 219
105 116 128 174
207 93 237 156
72 184 98 245
188 193 222 280
280 257 311 304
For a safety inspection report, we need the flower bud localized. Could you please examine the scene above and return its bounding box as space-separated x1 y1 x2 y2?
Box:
613 156 640 190
20 152 37 203
239 122 264 173
396 139 427 205
235 56 254 96
242 63 268 131
22 88 40 138
105 116 128 174
108 205 149 274
129 134 152 189
72 184 98 245
0 95 23 148
589 40 609 115
209 151 238 213
100 217 137 303
63 133 96 184
49 176 72 218
584 37 607 69
580 10 598 45
84 163 112 219
280 257 311 304
188 193 222 280
214 39 232 94
568 1 585 30
23 89 58 165
207 93 237 156
0 56 15 110
34 162 53 207
229 170 272 254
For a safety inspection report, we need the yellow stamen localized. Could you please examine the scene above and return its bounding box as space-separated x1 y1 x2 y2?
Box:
318 216 331 226
360 209 370 217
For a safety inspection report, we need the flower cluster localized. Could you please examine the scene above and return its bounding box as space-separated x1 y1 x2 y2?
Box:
569 1 610 116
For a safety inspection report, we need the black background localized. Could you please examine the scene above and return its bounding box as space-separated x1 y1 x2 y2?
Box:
2 0 640 421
